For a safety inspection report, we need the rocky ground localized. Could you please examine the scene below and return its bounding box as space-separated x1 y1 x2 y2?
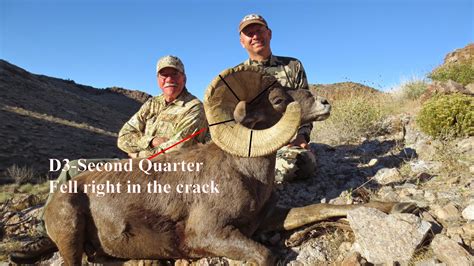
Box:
1 113 472 265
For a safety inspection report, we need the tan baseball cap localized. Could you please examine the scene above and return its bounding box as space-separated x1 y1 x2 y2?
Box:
238 14 268 32
156 55 185 75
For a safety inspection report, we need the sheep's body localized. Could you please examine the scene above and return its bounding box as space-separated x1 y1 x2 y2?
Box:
45 143 278 264
43 67 410 265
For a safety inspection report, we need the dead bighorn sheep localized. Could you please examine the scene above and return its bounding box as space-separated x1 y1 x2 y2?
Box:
44 65 411 265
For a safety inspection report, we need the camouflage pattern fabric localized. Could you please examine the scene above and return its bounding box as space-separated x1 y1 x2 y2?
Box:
275 146 317 182
241 55 315 181
156 55 185 74
241 55 312 140
117 89 208 158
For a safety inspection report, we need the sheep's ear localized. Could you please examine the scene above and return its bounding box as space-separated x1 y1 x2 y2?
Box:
233 101 247 123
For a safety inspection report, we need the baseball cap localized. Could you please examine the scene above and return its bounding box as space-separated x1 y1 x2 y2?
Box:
156 55 185 75
238 14 268 33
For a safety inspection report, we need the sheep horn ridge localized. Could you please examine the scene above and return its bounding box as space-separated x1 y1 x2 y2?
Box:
204 65 301 157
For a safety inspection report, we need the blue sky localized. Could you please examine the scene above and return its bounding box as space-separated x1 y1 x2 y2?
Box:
1 0 473 99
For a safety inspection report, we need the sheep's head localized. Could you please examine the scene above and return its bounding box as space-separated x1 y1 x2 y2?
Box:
204 65 330 157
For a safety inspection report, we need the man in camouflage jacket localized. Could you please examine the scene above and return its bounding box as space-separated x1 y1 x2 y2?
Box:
117 55 207 158
9 55 208 264
238 14 317 182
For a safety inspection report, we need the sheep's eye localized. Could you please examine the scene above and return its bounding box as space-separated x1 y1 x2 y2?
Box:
273 98 284 105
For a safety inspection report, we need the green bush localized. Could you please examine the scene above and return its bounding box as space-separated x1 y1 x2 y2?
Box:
400 79 429 100
417 93 474 138
429 61 474 86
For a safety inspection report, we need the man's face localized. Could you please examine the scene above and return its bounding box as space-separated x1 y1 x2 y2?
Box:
240 24 272 56
157 67 186 102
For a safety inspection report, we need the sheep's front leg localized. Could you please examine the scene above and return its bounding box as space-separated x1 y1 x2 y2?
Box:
185 207 275 266
185 224 275 266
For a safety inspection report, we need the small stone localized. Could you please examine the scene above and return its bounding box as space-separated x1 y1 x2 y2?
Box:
423 191 437 203
398 187 424 203
329 197 348 205
414 259 446 266
431 234 473 265
432 203 460 222
466 83 474 94
368 159 378 167
446 226 464 244
416 172 434 183
421 211 443 234
339 241 352 253
455 137 474 154
379 190 400 202
175 259 192 266
410 160 442 174
462 222 474 240
462 204 474 220
341 252 362 266
374 168 404 185
293 239 328 264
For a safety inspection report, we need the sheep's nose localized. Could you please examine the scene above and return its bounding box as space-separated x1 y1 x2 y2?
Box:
321 99 329 105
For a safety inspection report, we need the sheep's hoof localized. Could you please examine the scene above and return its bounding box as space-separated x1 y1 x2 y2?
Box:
9 236 57 264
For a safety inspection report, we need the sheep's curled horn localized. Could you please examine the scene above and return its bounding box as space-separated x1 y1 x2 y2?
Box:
204 65 302 157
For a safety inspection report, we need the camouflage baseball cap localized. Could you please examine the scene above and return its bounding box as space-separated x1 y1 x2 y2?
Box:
238 14 268 32
156 55 185 75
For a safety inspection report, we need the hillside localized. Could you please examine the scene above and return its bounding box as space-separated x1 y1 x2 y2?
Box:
0 60 151 177
1 43 473 265
310 82 382 102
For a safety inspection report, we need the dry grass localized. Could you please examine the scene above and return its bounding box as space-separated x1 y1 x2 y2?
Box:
0 182 50 203
1 105 117 137
5 165 35 185
311 80 429 145
409 246 435 265
394 78 429 101
0 241 23 262
312 91 394 145
433 137 471 179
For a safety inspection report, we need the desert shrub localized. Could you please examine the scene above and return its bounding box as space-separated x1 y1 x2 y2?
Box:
429 61 474 86
6 165 36 185
312 92 390 144
400 79 429 100
417 93 473 138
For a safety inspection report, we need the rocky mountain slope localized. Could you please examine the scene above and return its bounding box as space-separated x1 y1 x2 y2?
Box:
0 60 151 177
0 43 473 265
310 82 383 101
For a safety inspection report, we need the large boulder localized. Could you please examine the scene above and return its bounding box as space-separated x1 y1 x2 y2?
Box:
420 80 473 102
443 43 474 65
347 207 431 264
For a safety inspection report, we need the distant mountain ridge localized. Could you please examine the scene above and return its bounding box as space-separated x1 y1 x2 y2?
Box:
310 82 382 101
0 60 151 176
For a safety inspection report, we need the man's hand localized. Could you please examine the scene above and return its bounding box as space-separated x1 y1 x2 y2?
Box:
288 134 308 149
151 137 169 148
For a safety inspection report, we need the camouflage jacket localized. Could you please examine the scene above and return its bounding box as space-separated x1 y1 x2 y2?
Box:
117 89 208 158
241 55 312 141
